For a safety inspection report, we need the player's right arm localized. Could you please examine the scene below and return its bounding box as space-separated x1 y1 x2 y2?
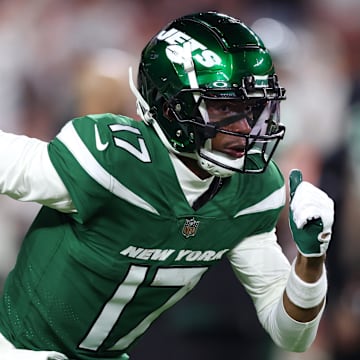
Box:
0 130 75 213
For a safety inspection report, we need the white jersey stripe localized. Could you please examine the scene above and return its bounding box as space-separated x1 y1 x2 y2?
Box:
234 185 285 217
56 122 160 215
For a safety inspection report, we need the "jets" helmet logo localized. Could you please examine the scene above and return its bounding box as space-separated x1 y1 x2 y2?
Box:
157 28 221 68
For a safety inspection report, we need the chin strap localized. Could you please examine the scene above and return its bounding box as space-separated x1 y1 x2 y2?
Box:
128 67 154 125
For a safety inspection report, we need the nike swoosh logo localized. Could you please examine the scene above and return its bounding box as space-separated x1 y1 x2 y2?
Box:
94 124 109 151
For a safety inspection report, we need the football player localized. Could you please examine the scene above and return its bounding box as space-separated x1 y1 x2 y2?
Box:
0 11 334 360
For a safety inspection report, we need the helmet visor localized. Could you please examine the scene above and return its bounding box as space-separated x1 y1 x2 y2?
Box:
198 99 285 174
203 98 282 140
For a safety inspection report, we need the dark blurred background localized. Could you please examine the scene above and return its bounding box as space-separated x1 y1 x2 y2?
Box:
0 1 359 359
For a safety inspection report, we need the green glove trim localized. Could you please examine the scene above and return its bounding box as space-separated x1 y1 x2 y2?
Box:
289 169 302 200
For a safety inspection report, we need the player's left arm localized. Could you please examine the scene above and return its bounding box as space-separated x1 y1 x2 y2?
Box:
227 169 335 353
227 230 325 352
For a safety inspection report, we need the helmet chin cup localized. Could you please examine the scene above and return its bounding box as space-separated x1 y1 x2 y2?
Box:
197 148 245 178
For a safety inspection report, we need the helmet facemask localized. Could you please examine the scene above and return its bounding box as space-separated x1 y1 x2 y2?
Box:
164 88 285 176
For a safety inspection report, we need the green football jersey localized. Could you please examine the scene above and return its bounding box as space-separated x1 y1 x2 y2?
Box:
0 114 285 359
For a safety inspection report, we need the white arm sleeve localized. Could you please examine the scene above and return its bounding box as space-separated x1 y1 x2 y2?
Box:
0 332 68 359
227 229 323 352
0 130 75 212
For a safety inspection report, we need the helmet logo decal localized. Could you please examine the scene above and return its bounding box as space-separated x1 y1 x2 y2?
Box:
212 81 229 88
157 28 221 68
182 217 200 238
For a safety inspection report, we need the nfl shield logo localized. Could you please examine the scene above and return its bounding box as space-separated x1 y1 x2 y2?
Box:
182 218 200 238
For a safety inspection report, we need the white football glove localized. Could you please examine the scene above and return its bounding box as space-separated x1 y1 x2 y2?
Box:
289 169 335 257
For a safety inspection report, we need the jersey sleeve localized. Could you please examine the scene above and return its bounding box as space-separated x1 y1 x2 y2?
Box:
0 130 74 212
48 114 120 223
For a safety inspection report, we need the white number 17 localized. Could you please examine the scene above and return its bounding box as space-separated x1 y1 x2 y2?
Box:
79 265 208 352
109 124 151 163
